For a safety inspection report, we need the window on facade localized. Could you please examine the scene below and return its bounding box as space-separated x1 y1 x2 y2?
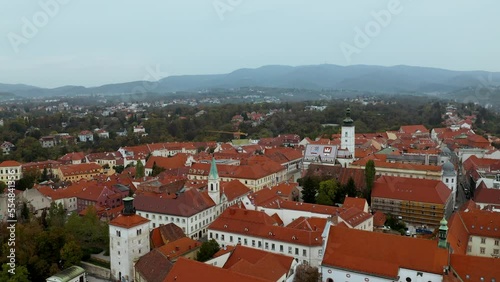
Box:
215 233 219 240
230 236 233 242
210 232 213 239
116 230 121 237
271 243 275 251
251 240 255 247
303 249 307 257
494 249 499 255
480 247 485 254
481 238 486 244
244 239 248 245
146 214 149 218
221 235 224 241
467 246 471 252
153 223 156 228
137 229 142 236
295 248 299 255
495 240 499 246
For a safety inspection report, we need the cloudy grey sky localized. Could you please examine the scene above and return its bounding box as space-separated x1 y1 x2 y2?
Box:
1 0 499 88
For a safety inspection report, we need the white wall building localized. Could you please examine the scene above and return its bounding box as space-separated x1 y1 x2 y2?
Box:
109 197 150 282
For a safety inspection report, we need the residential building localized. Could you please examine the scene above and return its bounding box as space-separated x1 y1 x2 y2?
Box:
78 130 94 142
0 141 15 155
447 201 500 258
134 159 250 239
208 207 324 267
371 175 453 227
54 163 104 182
0 160 22 183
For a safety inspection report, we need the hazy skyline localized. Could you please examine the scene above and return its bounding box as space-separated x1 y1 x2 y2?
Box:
1 0 499 88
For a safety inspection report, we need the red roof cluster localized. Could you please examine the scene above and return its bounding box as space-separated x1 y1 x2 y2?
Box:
372 175 451 204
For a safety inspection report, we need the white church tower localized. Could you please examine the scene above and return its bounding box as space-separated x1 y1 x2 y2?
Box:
341 107 355 160
109 197 150 282
442 161 457 204
208 158 220 206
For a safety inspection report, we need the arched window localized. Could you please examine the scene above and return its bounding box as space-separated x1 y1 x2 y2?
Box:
326 279 334 282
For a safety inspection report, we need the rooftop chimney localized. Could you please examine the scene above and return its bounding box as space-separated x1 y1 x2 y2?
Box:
122 197 136 215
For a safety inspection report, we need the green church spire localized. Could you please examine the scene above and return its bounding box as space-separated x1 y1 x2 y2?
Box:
209 158 219 180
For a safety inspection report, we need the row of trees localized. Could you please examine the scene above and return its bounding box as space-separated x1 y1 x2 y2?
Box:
0 204 108 281
300 160 376 206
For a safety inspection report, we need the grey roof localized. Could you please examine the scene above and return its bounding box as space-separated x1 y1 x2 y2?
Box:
304 144 338 163
442 161 456 176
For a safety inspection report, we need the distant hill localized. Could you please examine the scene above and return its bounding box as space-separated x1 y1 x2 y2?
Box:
2 64 500 98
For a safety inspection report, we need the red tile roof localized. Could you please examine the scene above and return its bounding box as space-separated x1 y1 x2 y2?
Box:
156 237 201 261
135 248 174 282
145 154 188 170
110 213 149 228
220 180 251 201
474 181 500 206
338 207 373 227
322 226 448 279
0 160 22 167
399 125 429 134
222 245 294 281
150 223 186 248
209 208 323 246
450 254 500 281
58 163 103 177
373 211 387 227
163 257 270 282
134 188 215 217
343 196 368 212
286 217 327 232
372 175 451 205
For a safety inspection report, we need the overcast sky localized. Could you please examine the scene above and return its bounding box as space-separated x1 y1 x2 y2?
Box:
1 0 499 88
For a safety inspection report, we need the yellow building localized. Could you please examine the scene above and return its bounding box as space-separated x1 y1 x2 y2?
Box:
54 163 104 182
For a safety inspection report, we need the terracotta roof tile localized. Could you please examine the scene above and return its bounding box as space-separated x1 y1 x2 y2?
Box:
322 226 448 279
163 257 270 282
372 175 451 204
209 208 322 246
135 249 174 282
450 254 500 281
156 237 201 261
0 160 22 167
110 213 149 228
223 245 294 281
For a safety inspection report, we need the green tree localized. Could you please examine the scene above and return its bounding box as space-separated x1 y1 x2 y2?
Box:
113 165 124 174
135 160 145 178
316 179 338 206
293 264 319 282
0 264 30 282
40 167 49 182
47 202 66 229
65 206 109 250
300 177 318 204
364 160 376 204
0 182 6 194
196 239 220 262
151 161 165 177
60 240 83 269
